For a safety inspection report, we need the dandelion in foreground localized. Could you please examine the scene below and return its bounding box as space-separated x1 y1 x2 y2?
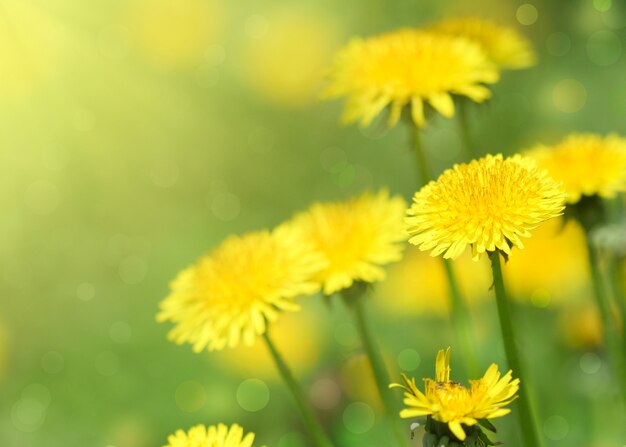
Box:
391 348 519 442
430 17 535 70
163 423 258 447
290 190 407 295
526 133 626 204
325 29 499 128
406 154 566 261
157 225 326 352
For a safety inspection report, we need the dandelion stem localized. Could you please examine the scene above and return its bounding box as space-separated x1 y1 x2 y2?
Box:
584 236 626 407
489 251 544 447
410 124 479 378
457 99 478 160
349 295 409 447
608 256 626 350
262 331 334 447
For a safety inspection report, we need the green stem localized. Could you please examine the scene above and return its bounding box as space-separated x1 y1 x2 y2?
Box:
411 124 478 378
262 331 334 447
457 100 478 160
489 251 544 447
584 236 626 407
350 296 408 447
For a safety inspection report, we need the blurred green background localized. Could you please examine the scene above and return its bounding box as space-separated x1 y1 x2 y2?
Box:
1 0 625 446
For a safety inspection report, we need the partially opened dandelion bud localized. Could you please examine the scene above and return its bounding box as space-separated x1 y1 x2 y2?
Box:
406 154 566 261
157 224 326 352
289 189 407 296
163 423 259 447
325 30 499 128
429 17 536 70
391 347 519 445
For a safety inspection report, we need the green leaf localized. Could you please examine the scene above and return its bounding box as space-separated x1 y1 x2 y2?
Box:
423 433 438 447
478 419 497 433
437 436 450 447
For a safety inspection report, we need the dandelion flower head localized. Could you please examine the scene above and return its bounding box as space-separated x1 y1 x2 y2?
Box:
406 154 566 260
392 348 519 441
164 423 258 447
290 190 407 295
430 17 536 69
325 29 499 128
526 133 626 204
157 225 326 352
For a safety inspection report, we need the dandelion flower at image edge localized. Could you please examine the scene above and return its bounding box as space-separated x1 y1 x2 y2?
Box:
164 423 257 447
526 133 626 204
157 225 327 352
325 30 499 128
429 17 536 69
405 154 567 261
288 189 407 295
391 348 520 441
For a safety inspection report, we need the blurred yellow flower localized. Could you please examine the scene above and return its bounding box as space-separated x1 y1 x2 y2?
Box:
376 249 490 317
127 0 224 69
504 217 589 305
392 348 519 441
325 30 498 128
157 225 326 352
290 190 406 295
430 17 535 69
559 303 603 349
164 423 257 447
215 310 322 379
526 133 626 204
406 154 566 260
239 9 339 106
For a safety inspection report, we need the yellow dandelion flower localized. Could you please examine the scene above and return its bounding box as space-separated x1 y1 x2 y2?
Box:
164 423 258 447
392 348 519 441
157 225 326 352
325 30 499 128
289 190 407 295
430 17 536 69
526 133 626 204
406 154 566 261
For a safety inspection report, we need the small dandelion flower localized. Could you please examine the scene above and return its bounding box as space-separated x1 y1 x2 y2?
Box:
289 190 407 295
526 133 626 204
391 348 520 441
406 154 566 260
157 225 326 352
164 423 258 447
325 30 499 128
430 17 536 69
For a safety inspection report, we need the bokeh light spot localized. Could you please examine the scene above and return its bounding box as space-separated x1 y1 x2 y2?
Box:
41 351 64 374
594 0 612 12
516 4 538 26
543 415 569 440
530 288 551 308
109 321 132 344
76 282 96 301
342 401 375 434
175 380 207 412
95 351 120 376
118 256 148 284
397 349 421 372
11 397 46 432
24 180 59 215
320 147 348 173
579 352 602 374
546 32 571 57
586 30 622 66
334 322 358 348
236 378 270 412
310 377 341 410
552 79 587 113
210 191 241 221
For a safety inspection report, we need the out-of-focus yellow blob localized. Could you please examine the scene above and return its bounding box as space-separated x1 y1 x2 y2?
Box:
504 217 589 305
0 1 66 99
558 303 602 349
126 0 225 69
215 311 322 380
375 249 490 317
339 354 384 412
239 9 340 106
